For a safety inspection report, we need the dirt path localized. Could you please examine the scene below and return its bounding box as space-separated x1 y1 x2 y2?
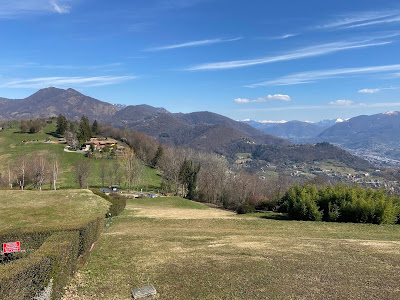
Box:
126 203 238 220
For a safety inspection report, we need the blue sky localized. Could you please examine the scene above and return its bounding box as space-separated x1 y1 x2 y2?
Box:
0 0 400 122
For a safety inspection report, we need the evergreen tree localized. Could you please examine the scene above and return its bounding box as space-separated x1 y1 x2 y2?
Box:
179 159 200 199
151 146 164 167
78 115 92 145
56 114 68 135
91 120 99 135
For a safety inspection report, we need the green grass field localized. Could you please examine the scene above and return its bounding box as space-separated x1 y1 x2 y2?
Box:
0 123 161 191
0 189 109 231
63 197 400 300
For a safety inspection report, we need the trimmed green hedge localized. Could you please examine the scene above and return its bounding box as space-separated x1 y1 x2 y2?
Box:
0 215 104 299
91 189 127 217
0 231 79 299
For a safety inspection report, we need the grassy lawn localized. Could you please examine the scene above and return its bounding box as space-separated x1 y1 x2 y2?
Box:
64 197 400 299
0 189 109 231
0 124 161 191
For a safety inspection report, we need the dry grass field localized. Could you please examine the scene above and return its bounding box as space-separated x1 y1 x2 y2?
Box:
64 196 400 299
0 189 109 231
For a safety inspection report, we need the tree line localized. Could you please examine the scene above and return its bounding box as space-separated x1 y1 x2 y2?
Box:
278 184 400 224
0 154 59 191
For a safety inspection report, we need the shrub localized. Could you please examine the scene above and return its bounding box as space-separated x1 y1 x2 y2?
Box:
236 201 256 214
280 184 400 224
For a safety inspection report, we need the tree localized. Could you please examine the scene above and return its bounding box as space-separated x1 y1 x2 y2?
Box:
29 120 42 133
56 114 68 135
65 131 79 150
15 155 29 190
121 148 135 191
179 159 200 199
151 145 164 168
50 154 59 190
32 155 48 190
91 120 99 135
74 159 92 188
20 120 29 133
78 116 92 145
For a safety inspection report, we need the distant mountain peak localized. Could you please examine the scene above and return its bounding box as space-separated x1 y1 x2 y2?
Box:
335 118 349 123
383 111 399 115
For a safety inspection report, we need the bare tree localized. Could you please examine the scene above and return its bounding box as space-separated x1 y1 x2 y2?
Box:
74 159 92 188
50 154 59 190
32 155 48 190
65 131 79 150
8 163 13 188
159 147 184 195
121 148 135 191
15 155 29 190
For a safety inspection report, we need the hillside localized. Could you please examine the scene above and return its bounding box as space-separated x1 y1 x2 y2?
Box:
235 142 374 171
111 105 291 153
0 122 161 190
318 112 400 160
0 87 118 122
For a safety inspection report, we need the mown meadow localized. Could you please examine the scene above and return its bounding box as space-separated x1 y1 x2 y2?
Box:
63 197 400 300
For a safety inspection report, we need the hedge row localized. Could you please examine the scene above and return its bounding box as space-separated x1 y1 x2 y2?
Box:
0 215 105 299
90 189 127 217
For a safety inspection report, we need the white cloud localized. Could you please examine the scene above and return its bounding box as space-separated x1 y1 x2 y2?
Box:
358 88 380 94
0 75 137 88
267 94 291 101
234 94 291 104
234 98 250 103
186 37 392 71
329 100 354 106
273 33 298 40
316 10 400 30
246 64 400 87
147 37 242 51
50 1 70 14
237 102 400 113
0 0 72 18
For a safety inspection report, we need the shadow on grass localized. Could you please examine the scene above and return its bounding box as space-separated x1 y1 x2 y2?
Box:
247 212 290 220
259 213 289 221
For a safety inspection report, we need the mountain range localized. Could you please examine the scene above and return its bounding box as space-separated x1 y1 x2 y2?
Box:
1 87 398 164
242 112 400 162
0 88 290 155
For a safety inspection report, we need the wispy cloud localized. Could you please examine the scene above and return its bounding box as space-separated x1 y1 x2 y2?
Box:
0 75 137 88
329 100 354 106
186 36 393 71
316 10 400 30
238 102 400 112
234 94 291 104
247 64 400 87
50 0 70 14
8 62 123 70
146 37 242 51
273 33 298 40
0 0 73 18
358 88 380 94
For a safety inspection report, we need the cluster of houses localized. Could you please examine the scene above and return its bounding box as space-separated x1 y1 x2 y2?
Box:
81 136 125 153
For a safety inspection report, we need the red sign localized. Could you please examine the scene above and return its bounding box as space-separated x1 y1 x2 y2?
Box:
3 241 21 253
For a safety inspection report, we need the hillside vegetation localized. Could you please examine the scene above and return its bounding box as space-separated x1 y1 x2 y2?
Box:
0 122 161 190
